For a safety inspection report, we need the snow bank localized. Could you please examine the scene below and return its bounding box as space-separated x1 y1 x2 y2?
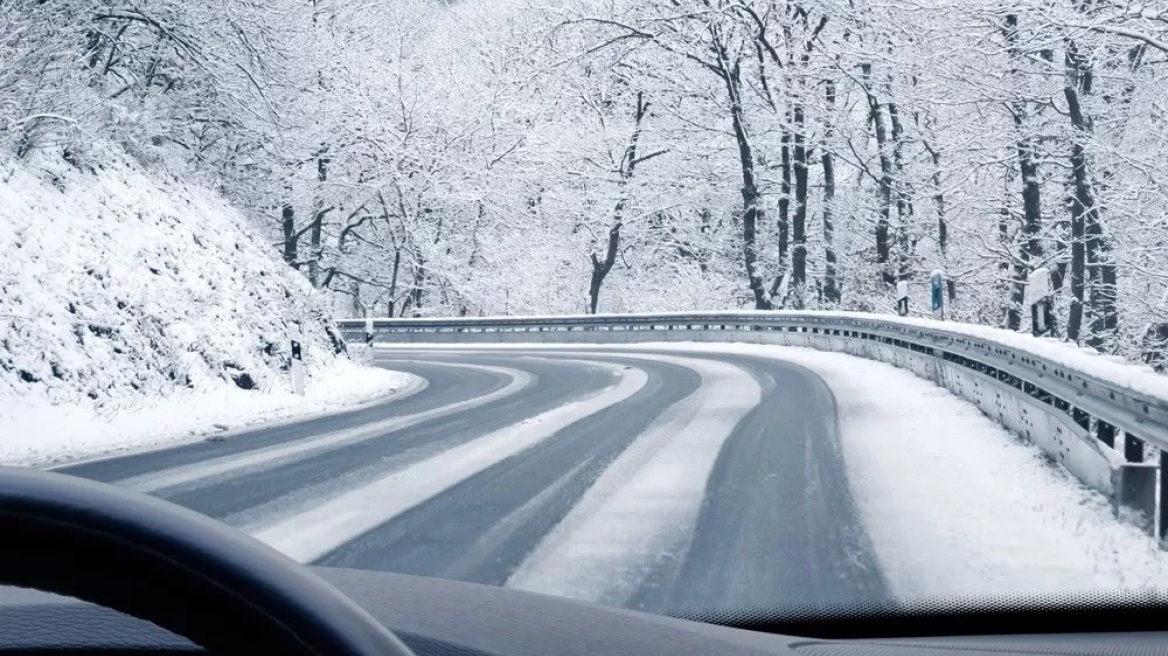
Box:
0 150 410 465
6 359 415 468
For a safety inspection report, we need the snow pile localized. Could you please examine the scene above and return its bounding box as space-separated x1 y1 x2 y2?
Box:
0 151 410 465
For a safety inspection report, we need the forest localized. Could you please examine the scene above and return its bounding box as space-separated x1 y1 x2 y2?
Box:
4 0 1168 362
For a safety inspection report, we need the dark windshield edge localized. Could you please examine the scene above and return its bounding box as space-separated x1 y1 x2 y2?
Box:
674 599 1168 639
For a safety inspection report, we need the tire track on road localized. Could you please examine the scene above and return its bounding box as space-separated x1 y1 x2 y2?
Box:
506 353 761 606
117 361 535 494
164 355 620 521
313 354 704 584
249 359 651 562
56 359 497 483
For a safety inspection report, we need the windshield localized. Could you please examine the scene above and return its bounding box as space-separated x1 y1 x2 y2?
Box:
3 0 1168 633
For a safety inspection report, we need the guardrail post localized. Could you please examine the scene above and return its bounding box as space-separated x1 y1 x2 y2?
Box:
1161 449 1168 548
1072 407 1090 431
1113 461 1157 536
1126 432 1145 463
1097 420 1116 448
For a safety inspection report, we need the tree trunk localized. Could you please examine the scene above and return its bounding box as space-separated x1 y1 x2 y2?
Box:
916 107 948 260
589 223 621 314
308 214 323 287
1012 131 1044 331
822 79 839 304
589 92 648 314
999 199 1022 330
1064 43 1092 342
409 253 424 317
862 63 894 285
281 203 297 266
350 279 362 319
387 248 401 317
723 60 772 310
791 104 809 307
308 154 330 287
1017 145 1043 257
925 136 955 302
778 125 791 268
888 101 914 281
1067 174 1086 342
1003 14 1043 331
927 145 947 257
1063 40 1118 350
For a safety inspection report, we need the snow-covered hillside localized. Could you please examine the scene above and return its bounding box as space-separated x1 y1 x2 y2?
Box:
0 151 410 466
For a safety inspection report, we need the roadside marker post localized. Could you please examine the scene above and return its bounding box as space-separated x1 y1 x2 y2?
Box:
290 323 305 396
930 270 945 320
1027 267 1056 338
364 315 374 347
896 281 909 317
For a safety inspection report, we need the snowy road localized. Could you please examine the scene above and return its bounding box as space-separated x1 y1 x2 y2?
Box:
55 343 1168 612
56 346 887 613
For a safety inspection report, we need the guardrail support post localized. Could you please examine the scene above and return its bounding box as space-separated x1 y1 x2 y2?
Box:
1072 407 1090 431
1153 449 1168 549
1126 432 1145 463
1113 463 1157 536
1160 450 1168 548
1097 420 1116 448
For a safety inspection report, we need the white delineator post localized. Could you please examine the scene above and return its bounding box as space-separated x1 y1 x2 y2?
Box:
896 280 909 317
290 323 305 396
364 315 374 346
1027 267 1055 337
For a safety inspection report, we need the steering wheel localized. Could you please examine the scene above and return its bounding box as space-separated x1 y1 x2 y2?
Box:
0 466 415 656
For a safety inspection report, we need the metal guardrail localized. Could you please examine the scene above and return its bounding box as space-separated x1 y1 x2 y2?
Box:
338 312 1168 544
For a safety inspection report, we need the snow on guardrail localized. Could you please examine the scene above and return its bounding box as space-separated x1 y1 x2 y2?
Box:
346 310 1168 400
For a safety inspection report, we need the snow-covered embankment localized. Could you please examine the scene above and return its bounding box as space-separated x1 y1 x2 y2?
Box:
0 152 411 467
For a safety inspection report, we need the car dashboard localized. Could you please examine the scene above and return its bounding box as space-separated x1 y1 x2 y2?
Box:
2 568 1167 656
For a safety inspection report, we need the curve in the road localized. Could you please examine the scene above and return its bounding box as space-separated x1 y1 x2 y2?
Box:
624 350 887 614
505 352 762 606
55 359 505 482
60 345 888 614
158 355 622 521
313 353 705 583
116 362 536 494
250 358 652 562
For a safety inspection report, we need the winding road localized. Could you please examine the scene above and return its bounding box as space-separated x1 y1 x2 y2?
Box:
58 347 887 614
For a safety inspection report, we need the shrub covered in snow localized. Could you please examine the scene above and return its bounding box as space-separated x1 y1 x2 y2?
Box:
0 150 349 413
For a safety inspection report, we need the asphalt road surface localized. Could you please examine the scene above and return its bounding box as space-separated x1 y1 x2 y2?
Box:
58 346 887 615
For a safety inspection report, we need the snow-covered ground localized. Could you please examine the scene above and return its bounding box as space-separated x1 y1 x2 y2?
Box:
2 358 415 468
0 151 412 467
